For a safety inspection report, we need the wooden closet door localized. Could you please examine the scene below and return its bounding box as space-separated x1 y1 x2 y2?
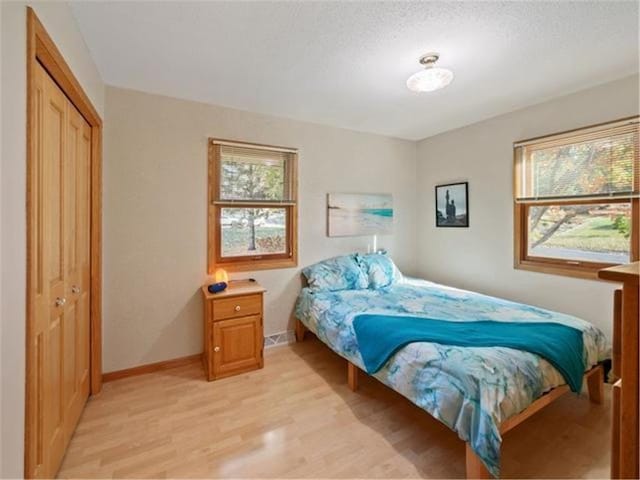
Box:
29 62 91 478
63 92 92 443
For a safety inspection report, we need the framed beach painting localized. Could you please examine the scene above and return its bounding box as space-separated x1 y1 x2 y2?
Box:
327 193 393 237
435 182 469 227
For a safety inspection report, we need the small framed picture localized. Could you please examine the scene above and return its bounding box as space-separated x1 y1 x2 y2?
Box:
435 182 469 227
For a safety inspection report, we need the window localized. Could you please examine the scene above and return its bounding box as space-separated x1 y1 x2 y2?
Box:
208 139 298 271
514 117 639 279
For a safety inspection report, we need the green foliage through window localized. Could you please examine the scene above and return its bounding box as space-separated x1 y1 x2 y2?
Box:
528 203 631 264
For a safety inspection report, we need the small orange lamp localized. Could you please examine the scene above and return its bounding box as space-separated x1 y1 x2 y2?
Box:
208 268 229 293
214 268 229 283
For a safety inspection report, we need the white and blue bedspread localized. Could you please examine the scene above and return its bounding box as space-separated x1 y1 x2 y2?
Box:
294 278 609 477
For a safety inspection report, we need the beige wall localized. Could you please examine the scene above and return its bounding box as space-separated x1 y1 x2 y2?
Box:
416 75 639 340
103 86 418 373
0 2 104 476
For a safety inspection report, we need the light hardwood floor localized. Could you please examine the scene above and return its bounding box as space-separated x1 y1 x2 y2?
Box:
58 338 610 479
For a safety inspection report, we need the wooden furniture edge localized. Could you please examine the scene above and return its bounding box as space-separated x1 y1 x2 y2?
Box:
612 380 621 479
597 261 640 283
612 289 622 381
201 283 266 300
102 354 203 383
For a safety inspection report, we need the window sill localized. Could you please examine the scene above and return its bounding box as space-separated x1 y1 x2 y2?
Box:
212 256 298 273
514 258 612 281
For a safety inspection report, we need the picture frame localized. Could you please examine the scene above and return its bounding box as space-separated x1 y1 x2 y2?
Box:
435 182 469 227
327 193 393 237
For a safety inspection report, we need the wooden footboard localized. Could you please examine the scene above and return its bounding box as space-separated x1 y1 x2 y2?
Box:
346 361 604 478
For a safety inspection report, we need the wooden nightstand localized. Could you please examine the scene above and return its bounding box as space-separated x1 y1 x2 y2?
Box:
201 281 266 381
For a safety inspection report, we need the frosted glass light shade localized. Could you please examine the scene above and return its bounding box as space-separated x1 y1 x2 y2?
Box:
406 66 454 92
214 268 229 283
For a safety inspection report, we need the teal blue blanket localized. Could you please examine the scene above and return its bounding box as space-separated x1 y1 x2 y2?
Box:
353 314 586 393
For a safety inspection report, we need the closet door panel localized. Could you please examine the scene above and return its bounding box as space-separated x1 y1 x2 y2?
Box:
63 104 79 433
41 62 68 475
63 103 92 443
77 122 92 396
28 60 47 478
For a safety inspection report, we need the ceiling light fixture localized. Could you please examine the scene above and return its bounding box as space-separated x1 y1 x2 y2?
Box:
406 52 454 93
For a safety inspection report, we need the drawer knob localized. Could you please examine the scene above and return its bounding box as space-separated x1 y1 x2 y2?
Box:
71 285 80 294
55 297 66 307
214 346 220 352
234 305 241 312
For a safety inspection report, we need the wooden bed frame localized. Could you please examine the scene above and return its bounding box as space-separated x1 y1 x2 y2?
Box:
295 319 604 479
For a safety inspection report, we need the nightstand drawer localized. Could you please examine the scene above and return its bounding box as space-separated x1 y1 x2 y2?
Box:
213 294 262 320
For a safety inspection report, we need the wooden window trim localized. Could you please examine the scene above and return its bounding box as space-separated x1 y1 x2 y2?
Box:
26 7 103 477
207 139 298 272
513 118 639 280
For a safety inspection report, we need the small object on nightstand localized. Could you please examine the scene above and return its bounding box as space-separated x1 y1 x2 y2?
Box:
201 280 266 381
208 282 227 293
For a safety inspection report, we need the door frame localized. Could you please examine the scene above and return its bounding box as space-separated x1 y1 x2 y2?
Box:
25 7 103 477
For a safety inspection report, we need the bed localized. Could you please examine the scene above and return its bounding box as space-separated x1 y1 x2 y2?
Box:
294 262 609 479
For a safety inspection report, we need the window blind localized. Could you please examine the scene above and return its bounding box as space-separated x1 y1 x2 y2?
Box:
220 145 291 166
515 120 639 203
216 143 296 205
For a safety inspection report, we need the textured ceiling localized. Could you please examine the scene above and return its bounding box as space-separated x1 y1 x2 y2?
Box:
70 1 639 140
